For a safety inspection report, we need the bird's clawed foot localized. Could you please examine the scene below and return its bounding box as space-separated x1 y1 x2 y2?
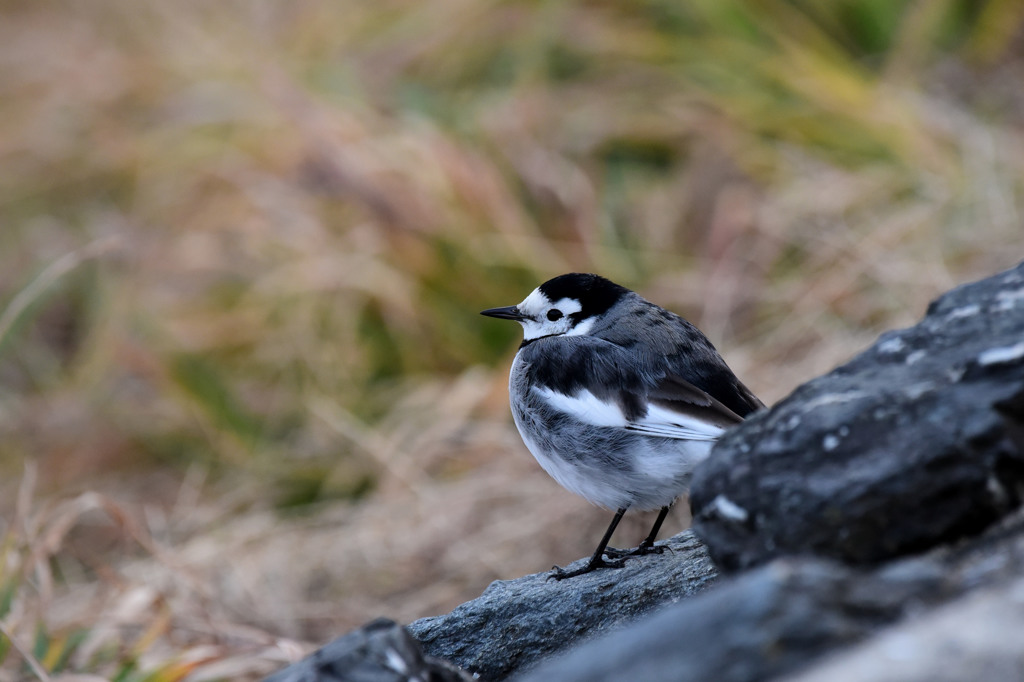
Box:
547 555 627 581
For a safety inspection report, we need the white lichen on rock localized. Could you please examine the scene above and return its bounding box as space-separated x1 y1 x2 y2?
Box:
711 494 750 522
978 342 1024 366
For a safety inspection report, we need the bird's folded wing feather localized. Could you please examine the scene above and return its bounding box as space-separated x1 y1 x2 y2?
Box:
523 337 746 441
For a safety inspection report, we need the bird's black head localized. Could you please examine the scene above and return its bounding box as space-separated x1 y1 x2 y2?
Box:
481 273 631 342
537 273 630 320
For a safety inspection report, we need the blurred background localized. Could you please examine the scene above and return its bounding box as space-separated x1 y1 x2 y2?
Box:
1 0 1023 678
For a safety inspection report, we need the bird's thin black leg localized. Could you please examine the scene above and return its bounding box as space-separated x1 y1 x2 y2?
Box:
634 504 671 554
549 508 628 580
604 504 672 558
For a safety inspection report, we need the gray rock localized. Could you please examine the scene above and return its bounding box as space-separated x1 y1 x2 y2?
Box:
784 576 1024 682
264 618 473 682
691 260 1024 571
511 559 903 682
407 530 715 680
514 507 1024 682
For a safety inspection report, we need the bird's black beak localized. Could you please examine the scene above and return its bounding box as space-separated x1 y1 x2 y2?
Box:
480 305 525 321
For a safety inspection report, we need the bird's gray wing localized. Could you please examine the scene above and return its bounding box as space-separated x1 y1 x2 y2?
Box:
600 309 765 418
520 336 748 441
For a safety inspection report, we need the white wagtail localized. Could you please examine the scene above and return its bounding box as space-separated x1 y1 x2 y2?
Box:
482 273 763 579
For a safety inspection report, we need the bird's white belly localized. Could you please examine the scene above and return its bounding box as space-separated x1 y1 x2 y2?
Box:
507 350 716 510
513 410 712 511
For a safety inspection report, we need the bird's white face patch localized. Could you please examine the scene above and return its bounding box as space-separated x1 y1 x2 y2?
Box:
516 289 585 340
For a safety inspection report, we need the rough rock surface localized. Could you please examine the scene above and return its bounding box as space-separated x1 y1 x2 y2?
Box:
265 617 473 682
785 576 1024 682
514 507 1024 682
406 531 715 680
512 559 912 682
691 260 1024 571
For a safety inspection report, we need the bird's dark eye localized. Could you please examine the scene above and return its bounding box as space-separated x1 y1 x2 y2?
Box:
547 309 563 321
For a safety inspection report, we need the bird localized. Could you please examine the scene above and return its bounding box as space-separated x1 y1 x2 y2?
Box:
481 273 763 579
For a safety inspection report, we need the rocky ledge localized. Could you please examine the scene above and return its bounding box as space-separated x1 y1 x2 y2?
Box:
266 261 1024 682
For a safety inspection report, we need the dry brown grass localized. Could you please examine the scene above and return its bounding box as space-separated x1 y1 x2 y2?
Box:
1 0 1023 678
